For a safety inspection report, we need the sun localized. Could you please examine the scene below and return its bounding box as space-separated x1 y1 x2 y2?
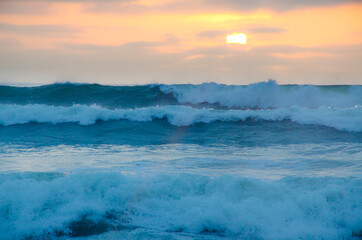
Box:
226 33 247 44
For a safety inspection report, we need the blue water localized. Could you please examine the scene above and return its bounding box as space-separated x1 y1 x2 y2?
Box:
0 80 361 240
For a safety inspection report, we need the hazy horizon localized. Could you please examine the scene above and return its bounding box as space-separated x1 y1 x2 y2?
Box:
1 79 362 88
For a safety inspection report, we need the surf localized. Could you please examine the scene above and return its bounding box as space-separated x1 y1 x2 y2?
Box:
0 172 361 240
0 104 361 132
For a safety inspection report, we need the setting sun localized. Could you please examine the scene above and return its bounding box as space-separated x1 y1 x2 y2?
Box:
226 33 247 44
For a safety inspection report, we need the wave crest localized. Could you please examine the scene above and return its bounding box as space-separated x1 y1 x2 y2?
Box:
161 80 362 109
0 104 361 132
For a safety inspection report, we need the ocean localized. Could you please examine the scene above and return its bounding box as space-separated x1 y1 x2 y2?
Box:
0 80 361 240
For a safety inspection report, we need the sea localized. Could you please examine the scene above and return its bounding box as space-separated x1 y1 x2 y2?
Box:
0 80 361 240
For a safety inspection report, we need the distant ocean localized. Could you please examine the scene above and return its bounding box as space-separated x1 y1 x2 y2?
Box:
0 80 361 240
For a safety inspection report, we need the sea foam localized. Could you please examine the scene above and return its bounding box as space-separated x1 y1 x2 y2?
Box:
0 104 361 132
0 172 360 240
161 80 362 109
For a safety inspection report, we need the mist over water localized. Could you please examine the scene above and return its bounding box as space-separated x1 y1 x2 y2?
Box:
0 81 361 239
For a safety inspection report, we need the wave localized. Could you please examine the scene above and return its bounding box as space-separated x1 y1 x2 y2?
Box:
1 81 361 109
0 104 361 132
0 172 360 240
161 80 362 108
0 83 176 108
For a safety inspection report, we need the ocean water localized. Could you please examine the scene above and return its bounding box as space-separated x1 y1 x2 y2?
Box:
0 80 361 240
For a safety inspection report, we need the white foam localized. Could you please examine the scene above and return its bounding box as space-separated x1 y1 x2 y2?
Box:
0 104 361 132
160 80 362 109
0 172 360 239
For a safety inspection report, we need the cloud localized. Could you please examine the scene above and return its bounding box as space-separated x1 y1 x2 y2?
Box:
196 28 287 39
197 30 228 38
0 0 135 15
1 0 358 16
0 23 80 37
71 0 362 14
0 1 52 15
206 0 361 11
247 27 286 34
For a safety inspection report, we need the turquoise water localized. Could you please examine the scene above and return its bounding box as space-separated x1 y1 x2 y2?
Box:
0 80 361 239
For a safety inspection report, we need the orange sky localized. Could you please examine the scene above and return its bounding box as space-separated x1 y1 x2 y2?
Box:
0 0 361 85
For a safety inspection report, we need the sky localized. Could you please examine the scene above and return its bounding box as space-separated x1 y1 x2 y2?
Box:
0 0 361 85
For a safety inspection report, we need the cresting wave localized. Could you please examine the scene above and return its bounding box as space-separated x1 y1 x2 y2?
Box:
1 80 361 109
0 172 361 240
160 80 362 109
0 104 361 132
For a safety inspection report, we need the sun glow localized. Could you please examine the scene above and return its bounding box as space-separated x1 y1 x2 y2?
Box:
226 33 247 44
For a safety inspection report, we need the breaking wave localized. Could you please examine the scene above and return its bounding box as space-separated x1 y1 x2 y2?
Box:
0 104 361 132
160 80 362 109
0 172 361 240
1 80 361 109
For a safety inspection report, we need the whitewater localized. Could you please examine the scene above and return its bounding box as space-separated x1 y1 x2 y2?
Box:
0 80 361 240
